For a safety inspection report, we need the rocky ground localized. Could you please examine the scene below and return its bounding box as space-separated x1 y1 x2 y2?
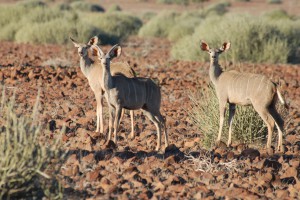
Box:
0 37 299 199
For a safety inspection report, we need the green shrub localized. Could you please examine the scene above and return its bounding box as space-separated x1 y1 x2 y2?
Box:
23 7 65 23
269 19 300 63
203 1 231 16
171 15 221 61
172 14 294 63
167 11 203 41
267 0 282 4
189 85 267 149
138 11 179 38
84 12 143 44
157 0 189 5
70 1 104 12
0 23 20 41
0 5 27 27
0 1 142 45
15 19 100 44
262 9 291 20
191 0 209 3
17 0 47 9
0 89 64 198
107 4 122 12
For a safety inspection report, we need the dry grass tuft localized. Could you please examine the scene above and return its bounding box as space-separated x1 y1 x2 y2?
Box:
186 151 243 173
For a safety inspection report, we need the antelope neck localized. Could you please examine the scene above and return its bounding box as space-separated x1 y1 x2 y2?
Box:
102 62 113 91
209 59 223 85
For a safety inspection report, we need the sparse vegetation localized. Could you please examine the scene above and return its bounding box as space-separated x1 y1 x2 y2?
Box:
186 151 243 173
189 85 267 149
0 89 65 199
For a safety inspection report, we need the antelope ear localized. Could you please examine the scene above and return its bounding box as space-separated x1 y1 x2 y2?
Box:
200 40 210 51
88 36 98 45
90 45 104 57
220 42 231 52
70 37 79 48
108 44 122 60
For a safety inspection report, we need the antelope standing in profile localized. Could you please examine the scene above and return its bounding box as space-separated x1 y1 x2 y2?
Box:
70 36 135 138
90 44 169 151
200 41 287 152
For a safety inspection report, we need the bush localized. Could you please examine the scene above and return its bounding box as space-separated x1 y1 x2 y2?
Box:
171 14 296 64
269 19 300 63
189 85 267 149
139 3 229 40
267 0 282 4
157 0 189 5
138 11 179 38
107 4 122 12
262 9 291 21
17 0 46 9
202 1 231 16
0 89 64 198
0 23 20 41
15 18 100 44
84 12 143 44
0 5 27 27
70 1 104 12
167 11 203 41
0 3 141 45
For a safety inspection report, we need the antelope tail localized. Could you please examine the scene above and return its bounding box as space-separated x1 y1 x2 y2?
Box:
276 88 288 109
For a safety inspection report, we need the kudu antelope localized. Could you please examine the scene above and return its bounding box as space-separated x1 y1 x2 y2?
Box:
90 44 169 151
70 36 136 138
200 41 287 152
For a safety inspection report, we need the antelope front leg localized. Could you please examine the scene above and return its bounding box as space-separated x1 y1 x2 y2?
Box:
216 103 226 145
95 91 104 133
107 104 114 142
99 94 104 134
113 105 122 144
130 110 135 139
227 103 236 146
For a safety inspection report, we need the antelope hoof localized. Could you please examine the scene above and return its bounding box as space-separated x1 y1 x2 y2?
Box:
155 145 160 151
277 145 284 153
227 141 232 147
130 132 135 139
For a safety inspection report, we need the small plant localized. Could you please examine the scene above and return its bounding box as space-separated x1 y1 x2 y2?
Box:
0 88 65 199
186 151 243 173
189 85 267 149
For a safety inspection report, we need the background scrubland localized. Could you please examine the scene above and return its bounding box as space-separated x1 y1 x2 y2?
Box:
0 0 299 63
0 0 299 199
